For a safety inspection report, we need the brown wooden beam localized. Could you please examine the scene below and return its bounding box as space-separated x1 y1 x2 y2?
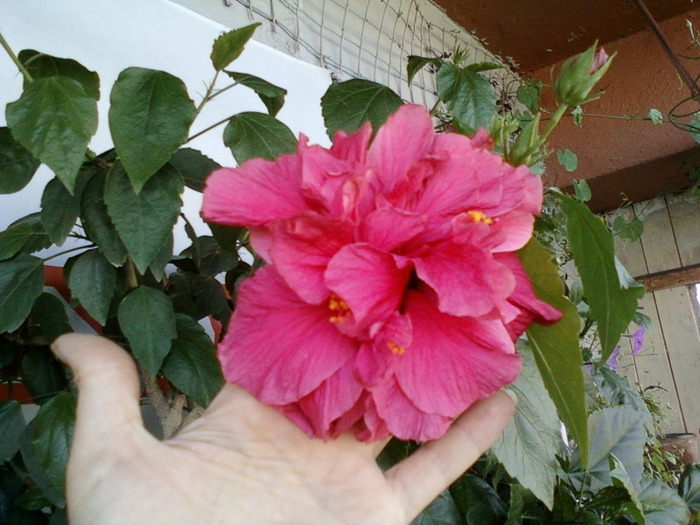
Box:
635 263 700 292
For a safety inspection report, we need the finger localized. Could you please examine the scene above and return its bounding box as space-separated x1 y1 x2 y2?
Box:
385 390 516 521
51 333 146 442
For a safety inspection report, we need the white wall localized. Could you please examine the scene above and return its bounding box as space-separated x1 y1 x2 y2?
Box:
0 0 332 262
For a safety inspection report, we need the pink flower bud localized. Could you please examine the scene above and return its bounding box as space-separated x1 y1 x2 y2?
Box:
590 46 609 74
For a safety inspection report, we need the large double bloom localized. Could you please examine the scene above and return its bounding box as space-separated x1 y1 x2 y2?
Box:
202 104 560 442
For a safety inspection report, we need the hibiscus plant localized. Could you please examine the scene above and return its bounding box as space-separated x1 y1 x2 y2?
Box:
0 23 697 524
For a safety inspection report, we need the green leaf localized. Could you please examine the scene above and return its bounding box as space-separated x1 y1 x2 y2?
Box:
225 71 287 116
406 55 443 84
168 271 230 321
515 80 542 114
321 79 403 139
556 193 644 360
67 249 116 325
463 61 505 73
168 148 221 193
679 464 700 513
613 216 644 243
410 490 462 525
148 233 173 281
0 127 40 194
571 106 583 126
557 148 578 172
210 23 261 71
19 49 100 100
608 454 645 524
491 341 560 509
572 179 591 202
30 292 72 342
207 222 244 254
162 314 224 407
104 162 183 274
118 286 176 377
0 213 50 261
647 108 663 125
6 76 98 193
0 254 44 333
13 487 53 512
437 63 495 134
638 477 691 525
40 172 88 246
109 67 195 192
180 236 238 275
519 238 588 467
21 346 69 405
450 473 508 525
31 392 76 495
571 407 647 492
80 169 128 266
0 400 25 462
20 422 65 508
223 112 296 164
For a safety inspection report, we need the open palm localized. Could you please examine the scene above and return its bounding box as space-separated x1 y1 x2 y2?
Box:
53 333 515 525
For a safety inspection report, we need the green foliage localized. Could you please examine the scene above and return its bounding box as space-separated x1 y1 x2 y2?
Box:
19 49 100 100
321 79 403 138
638 477 692 525
0 127 40 194
406 55 443 84
572 179 592 202
613 215 644 243
6 76 98 193
223 112 297 163
647 108 663 125
168 148 221 193
0 254 44 333
67 249 116 325
118 286 177 378
210 23 261 71
557 148 578 172
0 401 25 462
515 79 541 114
519 238 589 467
30 293 72 342
410 490 462 525
491 341 560 509
225 72 287 116
556 193 644 360
0 214 50 261
108 68 195 192
679 464 700 513
437 62 495 134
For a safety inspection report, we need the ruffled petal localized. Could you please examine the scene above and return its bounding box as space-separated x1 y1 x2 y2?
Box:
201 155 306 226
412 236 515 317
275 359 363 439
355 312 412 386
218 265 358 405
394 291 521 417
269 213 354 304
330 121 372 164
372 380 452 441
359 205 426 252
366 104 435 195
325 243 411 327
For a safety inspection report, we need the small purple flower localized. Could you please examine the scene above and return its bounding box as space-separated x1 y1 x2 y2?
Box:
606 346 621 371
631 325 646 356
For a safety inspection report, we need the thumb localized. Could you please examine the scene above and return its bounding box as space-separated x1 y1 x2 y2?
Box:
51 333 146 443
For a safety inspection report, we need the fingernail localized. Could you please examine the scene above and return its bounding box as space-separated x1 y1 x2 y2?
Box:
502 388 518 405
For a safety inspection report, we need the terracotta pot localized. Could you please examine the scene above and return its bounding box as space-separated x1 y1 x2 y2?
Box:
659 433 699 467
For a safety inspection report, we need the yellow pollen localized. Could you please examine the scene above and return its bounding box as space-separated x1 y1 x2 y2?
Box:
388 341 405 355
467 210 493 225
328 294 350 323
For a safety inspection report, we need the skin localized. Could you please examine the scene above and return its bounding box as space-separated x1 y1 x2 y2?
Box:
51 333 516 525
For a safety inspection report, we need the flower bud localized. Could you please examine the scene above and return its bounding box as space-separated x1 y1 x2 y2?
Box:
553 42 614 107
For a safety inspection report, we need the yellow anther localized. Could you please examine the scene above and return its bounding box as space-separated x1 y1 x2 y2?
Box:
328 294 350 323
467 210 493 225
388 341 405 355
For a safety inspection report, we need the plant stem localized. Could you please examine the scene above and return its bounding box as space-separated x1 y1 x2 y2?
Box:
193 71 220 119
124 256 139 290
0 32 33 83
186 115 233 144
43 244 93 263
537 103 568 146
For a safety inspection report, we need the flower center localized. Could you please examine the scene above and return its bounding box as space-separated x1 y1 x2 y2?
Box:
467 210 493 224
328 293 351 323
388 341 405 355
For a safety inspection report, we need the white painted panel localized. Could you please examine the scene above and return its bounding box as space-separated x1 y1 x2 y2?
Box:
666 193 700 267
635 197 681 274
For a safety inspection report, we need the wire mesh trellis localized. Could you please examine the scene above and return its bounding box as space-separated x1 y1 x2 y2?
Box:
173 0 520 105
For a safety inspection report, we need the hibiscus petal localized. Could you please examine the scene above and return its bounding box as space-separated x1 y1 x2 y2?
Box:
325 243 411 327
201 155 307 226
488 211 535 252
394 291 521 417
372 380 452 441
359 206 426 252
219 266 358 405
412 237 515 317
276 360 363 439
330 121 372 164
269 213 354 304
366 104 435 195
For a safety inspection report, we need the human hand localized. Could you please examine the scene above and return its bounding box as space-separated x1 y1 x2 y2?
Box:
52 333 515 525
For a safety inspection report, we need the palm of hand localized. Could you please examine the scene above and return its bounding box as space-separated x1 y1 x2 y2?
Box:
55 334 514 525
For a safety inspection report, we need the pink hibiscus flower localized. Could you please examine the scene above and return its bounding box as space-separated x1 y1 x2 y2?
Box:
202 104 561 442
